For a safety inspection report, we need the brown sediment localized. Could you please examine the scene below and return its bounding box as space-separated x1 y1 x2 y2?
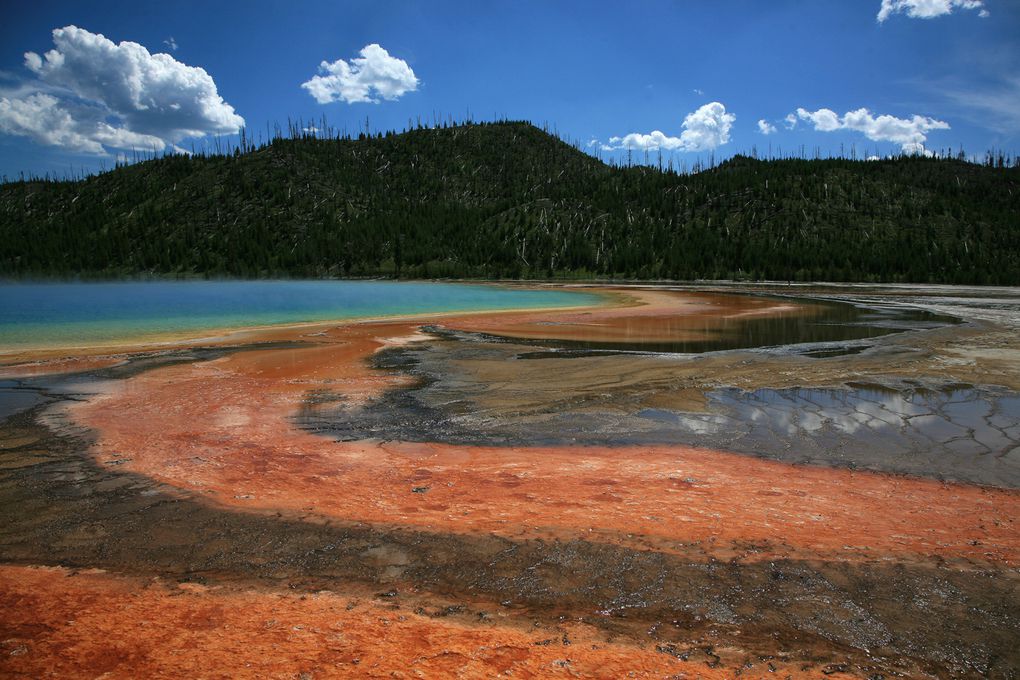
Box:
8 404 1001 679
441 288 818 344
75 374 1020 565
63 292 1020 566
4 285 1020 678
1 565 868 680
317 332 1020 486
0 354 127 379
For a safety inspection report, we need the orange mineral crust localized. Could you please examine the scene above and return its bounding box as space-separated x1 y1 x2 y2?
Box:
70 315 1020 567
0 565 851 680
1 562 869 680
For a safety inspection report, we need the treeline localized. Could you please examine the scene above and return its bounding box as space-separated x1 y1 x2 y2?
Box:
1 121 1018 283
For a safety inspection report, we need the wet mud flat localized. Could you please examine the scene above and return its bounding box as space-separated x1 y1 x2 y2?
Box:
2 393 1020 678
644 381 1020 486
3 286 1020 678
300 329 1020 488
472 294 956 356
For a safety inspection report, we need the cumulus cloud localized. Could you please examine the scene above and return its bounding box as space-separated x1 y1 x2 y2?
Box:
0 93 167 154
604 102 735 152
302 44 419 104
877 0 987 22
24 26 243 138
0 25 243 155
796 107 842 132
0 93 107 154
757 119 777 135
794 106 949 154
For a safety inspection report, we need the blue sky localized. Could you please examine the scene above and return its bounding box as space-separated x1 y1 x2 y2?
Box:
1 0 1017 178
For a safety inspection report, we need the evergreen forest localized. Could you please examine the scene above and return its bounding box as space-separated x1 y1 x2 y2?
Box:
2 121 1018 283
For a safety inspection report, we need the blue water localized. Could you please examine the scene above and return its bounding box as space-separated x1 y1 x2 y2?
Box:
0 281 598 348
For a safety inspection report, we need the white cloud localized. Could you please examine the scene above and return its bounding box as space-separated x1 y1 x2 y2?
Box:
900 142 936 156
0 25 243 155
25 26 243 139
796 107 842 132
163 36 178 51
757 119 777 135
0 93 102 154
607 130 684 152
604 102 735 152
933 75 1020 135
784 113 798 130
794 106 949 153
302 44 418 104
0 93 182 155
877 0 986 22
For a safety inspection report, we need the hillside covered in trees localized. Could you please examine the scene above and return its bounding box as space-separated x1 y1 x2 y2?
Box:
1 121 1018 283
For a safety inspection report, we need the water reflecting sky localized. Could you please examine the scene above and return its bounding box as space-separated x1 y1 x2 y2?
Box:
640 384 1020 487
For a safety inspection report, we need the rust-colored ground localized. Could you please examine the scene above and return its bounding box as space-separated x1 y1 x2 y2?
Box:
69 291 1020 566
3 287 1019 678
8 565 854 679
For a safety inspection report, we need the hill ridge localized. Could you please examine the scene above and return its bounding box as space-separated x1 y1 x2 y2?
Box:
2 121 1018 283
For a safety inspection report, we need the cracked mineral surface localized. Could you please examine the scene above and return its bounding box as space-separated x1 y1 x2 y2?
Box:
2 284 1019 679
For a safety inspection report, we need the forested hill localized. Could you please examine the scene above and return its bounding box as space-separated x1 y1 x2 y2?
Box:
2 121 1018 283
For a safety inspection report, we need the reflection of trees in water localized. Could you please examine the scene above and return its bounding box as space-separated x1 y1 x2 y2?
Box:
493 299 955 355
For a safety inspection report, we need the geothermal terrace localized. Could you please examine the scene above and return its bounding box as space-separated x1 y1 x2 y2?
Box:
1 284 1018 678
